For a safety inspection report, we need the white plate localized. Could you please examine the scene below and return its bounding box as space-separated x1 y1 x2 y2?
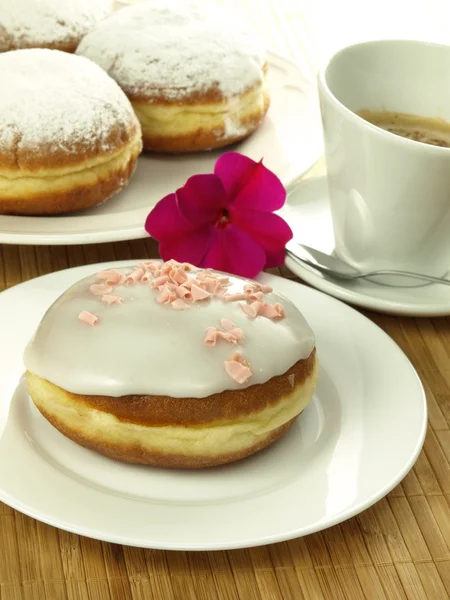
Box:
283 176 450 317
0 52 322 246
0 262 426 550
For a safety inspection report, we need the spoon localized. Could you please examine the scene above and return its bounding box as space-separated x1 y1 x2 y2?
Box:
286 244 450 286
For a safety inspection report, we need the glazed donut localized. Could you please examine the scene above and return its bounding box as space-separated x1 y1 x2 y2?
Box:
76 1 270 153
0 0 113 53
0 49 142 216
24 260 318 469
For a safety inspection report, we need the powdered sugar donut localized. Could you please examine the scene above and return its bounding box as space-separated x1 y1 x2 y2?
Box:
0 49 142 215
77 1 270 152
24 260 318 468
0 0 113 53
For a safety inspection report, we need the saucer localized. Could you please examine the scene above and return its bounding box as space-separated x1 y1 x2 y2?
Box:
282 176 450 317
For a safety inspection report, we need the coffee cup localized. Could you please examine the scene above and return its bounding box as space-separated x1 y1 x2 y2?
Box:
318 39 450 280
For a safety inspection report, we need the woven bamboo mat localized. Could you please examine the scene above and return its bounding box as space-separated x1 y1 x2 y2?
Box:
1 1 450 598
0 239 450 600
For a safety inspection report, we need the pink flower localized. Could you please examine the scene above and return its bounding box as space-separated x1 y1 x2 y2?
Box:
145 152 292 278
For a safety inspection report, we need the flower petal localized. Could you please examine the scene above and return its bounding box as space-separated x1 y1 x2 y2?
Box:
215 152 286 211
200 224 266 278
145 193 193 240
231 210 293 255
177 174 228 225
158 226 215 265
214 152 257 197
264 248 287 268
233 162 286 211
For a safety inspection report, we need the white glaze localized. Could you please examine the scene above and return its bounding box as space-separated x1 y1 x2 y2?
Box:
24 264 315 398
0 0 112 50
76 0 266 101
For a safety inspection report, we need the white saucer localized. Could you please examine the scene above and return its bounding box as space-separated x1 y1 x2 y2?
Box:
283 176 450 317
0 53 322 246
0 261 426 550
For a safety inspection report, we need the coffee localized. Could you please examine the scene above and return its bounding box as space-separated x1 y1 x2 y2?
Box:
357 110 450 148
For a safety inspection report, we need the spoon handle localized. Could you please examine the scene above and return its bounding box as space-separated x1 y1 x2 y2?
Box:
286 249 450 286
365 270 450 286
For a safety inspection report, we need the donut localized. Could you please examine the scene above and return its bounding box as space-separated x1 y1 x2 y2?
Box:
0 49 142 216
0 0 113 53
24 260 318 469
76 1 270 153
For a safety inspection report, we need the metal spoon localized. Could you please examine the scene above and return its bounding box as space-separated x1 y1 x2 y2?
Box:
286 244 450 286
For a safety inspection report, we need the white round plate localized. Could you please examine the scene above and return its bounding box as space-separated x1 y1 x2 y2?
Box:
0 52 322 246
282 176 450 317
0 261 426 550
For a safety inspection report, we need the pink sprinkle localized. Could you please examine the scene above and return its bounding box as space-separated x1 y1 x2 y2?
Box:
244 283 273 295
274 303 285 318
224 352 252 384
78 311 98 326
138 260 160 271
172 298 190 310
203 323 244 346
214 283 227 297
218 331 238 345
157 286 176 304
257 301 285 320
240 299 285 320
102 294 124 305
191 283 211 301
125 268 144 283
259 304 279 319
176 286 192 300
249 291 265 302
229 327 245 342
160 259 181 275
96 269 122 285
220 318 235 331
140 260 161 280
159 264 170 275
196 270 208 281
169 267 188 285
204 327 218 346
89 283 112 296
158 281 178 294
240 301 262 318
223 293 248 302
150 275 170 288
192 279 207 290
203 279 217 294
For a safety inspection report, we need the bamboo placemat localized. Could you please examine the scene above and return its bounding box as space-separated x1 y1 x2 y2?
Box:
1 240 450 600
1 1 450 598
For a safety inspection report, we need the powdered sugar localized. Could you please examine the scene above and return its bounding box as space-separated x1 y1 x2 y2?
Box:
76 0 266 101
0 0 112 51
0 49 139 161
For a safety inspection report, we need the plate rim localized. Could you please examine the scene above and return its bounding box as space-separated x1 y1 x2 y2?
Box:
0 50 322 247
285 175 450 317
0 261 427 549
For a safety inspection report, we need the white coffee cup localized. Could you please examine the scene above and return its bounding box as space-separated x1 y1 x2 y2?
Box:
318 40 450 278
